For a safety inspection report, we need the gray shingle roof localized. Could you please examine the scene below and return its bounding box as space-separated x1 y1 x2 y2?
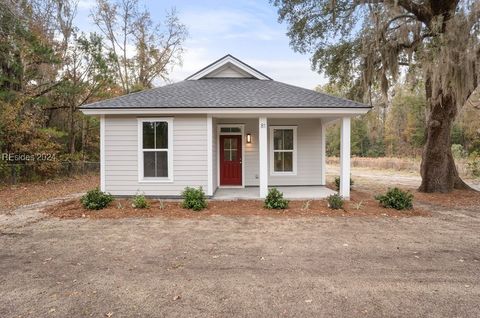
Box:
81 78 370 109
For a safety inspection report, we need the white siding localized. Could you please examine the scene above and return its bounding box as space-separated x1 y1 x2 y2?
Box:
215 118 323 186
268 118 323 185
104 115 208 196
205 65 250 78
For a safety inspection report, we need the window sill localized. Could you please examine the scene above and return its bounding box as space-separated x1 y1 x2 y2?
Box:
138 178 174 183
270 172 297 176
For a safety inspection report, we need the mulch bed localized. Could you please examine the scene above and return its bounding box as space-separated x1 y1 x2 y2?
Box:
43 190 429 220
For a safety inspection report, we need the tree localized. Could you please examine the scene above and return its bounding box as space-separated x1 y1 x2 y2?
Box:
91 0 188 93
385 88 426 156
51 33 115 154
0 0 59 100
274 0 480 193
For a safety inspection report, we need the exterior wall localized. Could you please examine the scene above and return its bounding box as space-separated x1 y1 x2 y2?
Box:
268 118 323 186
104 115 208 196
215 118 323 186
206 65 249 78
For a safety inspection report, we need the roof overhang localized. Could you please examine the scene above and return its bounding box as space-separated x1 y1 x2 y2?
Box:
81 107 371 117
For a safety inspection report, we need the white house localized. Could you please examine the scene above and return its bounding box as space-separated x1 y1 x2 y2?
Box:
81 55 370 199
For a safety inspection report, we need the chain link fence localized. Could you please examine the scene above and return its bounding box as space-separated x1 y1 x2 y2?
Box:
0 161 100 185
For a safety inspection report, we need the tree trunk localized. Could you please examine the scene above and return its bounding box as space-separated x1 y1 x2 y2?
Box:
418 84 472 193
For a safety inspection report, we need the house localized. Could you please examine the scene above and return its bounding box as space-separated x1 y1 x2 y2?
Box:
81 55 370 199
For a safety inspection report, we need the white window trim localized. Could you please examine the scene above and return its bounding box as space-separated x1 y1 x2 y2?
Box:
216 124 245 188
269 126 297 176
137 117 174 183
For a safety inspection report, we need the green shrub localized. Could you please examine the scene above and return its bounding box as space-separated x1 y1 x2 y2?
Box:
327 194 344 209
334 176 354 191
80 188 114 210
181 187 207 211
264 188 289 209
451 144 466 159
375 188 413 210
132 194 149 209
467 152 480 178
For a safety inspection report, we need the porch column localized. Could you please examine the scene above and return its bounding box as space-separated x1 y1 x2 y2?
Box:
320 120 326 185
339 116 351 199
206 114 213 196
259 117 268 198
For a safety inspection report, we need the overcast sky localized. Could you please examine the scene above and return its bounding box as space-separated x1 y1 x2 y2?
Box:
76 0 327 89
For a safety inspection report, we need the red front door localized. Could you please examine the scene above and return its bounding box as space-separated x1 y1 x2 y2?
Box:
220 135 242 186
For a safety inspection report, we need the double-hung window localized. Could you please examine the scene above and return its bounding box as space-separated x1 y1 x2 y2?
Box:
138 118 173 182
270 126 297 175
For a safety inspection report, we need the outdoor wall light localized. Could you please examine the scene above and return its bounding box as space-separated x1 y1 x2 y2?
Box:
246 133 252 144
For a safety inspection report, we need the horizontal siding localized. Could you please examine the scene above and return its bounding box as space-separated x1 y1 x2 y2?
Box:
104 115 208 196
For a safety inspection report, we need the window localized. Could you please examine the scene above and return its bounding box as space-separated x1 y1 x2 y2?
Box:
223 137 238 161
270 126 297 175
220 127 241 133
138 118 173 182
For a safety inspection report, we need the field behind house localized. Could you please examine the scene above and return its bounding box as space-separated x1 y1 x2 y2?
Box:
327 156 475 178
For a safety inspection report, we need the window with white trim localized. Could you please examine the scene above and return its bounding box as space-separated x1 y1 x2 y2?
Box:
139 118 173 181
270 126 297 174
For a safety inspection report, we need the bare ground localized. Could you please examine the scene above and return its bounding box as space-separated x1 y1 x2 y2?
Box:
0 170 479 317
0 174 99 214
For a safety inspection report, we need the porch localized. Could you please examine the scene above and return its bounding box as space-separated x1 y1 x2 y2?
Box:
207 114 353 199
213 186 336 200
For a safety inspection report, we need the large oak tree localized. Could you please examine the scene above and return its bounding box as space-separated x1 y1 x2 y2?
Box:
274 0 480 192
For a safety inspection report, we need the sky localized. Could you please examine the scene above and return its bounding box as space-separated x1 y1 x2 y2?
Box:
75 0 327 89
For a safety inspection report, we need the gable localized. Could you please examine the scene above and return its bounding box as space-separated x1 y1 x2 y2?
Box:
186 54 271 80
204 64 253 78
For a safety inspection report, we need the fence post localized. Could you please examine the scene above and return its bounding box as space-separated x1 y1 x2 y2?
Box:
11 164 17 185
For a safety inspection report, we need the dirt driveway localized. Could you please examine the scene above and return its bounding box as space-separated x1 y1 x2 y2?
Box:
1 199 480 317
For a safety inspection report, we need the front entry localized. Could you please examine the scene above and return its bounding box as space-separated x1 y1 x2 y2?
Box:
220 135 242 186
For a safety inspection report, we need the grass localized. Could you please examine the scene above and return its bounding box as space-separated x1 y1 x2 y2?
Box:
327 156 473 177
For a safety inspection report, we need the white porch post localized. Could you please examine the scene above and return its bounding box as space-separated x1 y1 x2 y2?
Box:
320 121 326 186
259 117 268 198
339 116 351 199
206 114 213 196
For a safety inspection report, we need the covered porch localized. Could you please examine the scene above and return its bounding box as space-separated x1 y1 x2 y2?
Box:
206 113 354 200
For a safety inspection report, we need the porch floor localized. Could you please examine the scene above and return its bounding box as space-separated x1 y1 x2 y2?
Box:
213 186 336 200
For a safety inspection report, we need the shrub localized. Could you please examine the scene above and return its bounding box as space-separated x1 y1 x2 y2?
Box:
327 194 344 209
132 194 149 209
334 176 354 191
467 151 480 178
451 144 466 159
181 187 207 211
80 188 114 210
375 188 413 210
264 188 289 209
